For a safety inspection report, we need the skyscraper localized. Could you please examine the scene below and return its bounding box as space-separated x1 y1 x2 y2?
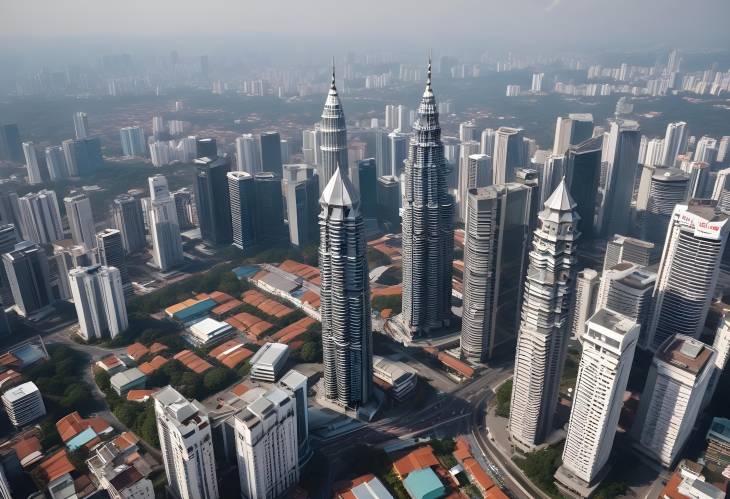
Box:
22 142 43 185
148 175 184 271
569 269 600 340
349 158 377 220
96 229 130 291
64 194 96 250
195 138 217 158
456 140 481 221
234 387 299 499
254 172 286 244
278 369 311 464
258 132 283 177
73 112 89 139
44 145 68 180
647 200 728 350
509 180 581 451
319 168 373 408
193 156 232 245
227 171 256 252
154 387 219 499
565 135 603 237
119 126 146 157
694 136 718 165
641 168 689 244
376 176 400 232
3 242 53 317
0 124 23 163
0 192 21 231
704 315 730 407
112 194 147 254
711 167 730 211
603 234 656 271
302 127 321 166
556 309 638 495
235 134 260 173
661 121 689 167
0 224 19 306
172 188 195 229
62 137 103 176
69 265 128 341
318 66 348 192
493 127 526 184
460 184 532 361
552 113 594 156
388 130 409 177
400 62 454 338
374 129 391 178
480 128 495 156
632 335 716 467
17 190 64 245
599 120 641 237
284 164 320 247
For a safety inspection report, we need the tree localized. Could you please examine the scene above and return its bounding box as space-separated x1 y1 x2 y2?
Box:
95 371 111 392
495 379 512 418
298 342 320 363
203 367 231 392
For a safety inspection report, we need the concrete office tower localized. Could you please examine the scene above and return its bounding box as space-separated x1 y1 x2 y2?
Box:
661 121 689 167
0 224 18 306
597 263 656 349
22 142 43 185
3 242 53 317
172 188 195 229
460 184 532 362
459 121 477 142
552 113 594 156
374 129 391 178
509 180 581 452
148 175 184 271
396 104 411 131
119 126 146 157
401 62 455 338
556 309 639 495
69 265 128 341
278 370 311 463
0 123 23 163
112 194 146 254
712 167 730 211
258 131 283 177
45 145 68 180
480 128 495 156
703 315 730 408
599 120 641 237
632 335 716 467
195 138 217 158
643 138 665 167
194 156 232 245
603 234 656 271
531 73 544 92
319 66 348 192
388 130 409 177
685 161 711 199
642 168 689 244
2 381 45 428
17 190 64 245
515 168 541 232
280 139 291 164
376 175 400 232
384 104 397 129
319 168 373 408
64 194 96 250
235 134 260 173
565 135 603 237
62 136 103 176
540 153 563 204
350 159 377 221
152 116 165 138
456 141 481 221
283 165 319 247
647 201 728 350
227 171 256 252
96 229 129 290
493 127 526 184
234 387 300 499
695 136 719 165
254 172 286 243
73 112 89 139
570 269 600 340
153 387 219 499
302 126 321 166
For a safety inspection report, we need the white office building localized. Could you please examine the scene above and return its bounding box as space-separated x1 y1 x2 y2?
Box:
69 265 128 341
64 194 96 250
154 386 219 499
120 126 146 157
234 387 299 499
1 381 45 427
556 310 638 495
22 142 43 185
18 190 64 245
235 134 261 174
45 145 68 180
704 315 730 408
632 335 716 467
148 175 184 271
250 343 290 383
661 121 689 167
492 127 525 184
73 112 89 139
570 269 600 340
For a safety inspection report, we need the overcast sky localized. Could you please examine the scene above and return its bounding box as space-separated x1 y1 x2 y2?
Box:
1 0 729 52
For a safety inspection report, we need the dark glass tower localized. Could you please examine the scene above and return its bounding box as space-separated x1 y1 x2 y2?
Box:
194 156 232 245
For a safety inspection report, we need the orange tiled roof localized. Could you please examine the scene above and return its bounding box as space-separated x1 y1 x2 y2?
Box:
164 298 201 316
221 348 254 369
0 369 21 389
437 352 474 378
464 457 495 493
392 446 439 477
288 340 305 351
454 437 471 462
209 291 235 304
13 436 42 467
0 352 20 368
271 317 316 341
56 411 112 443
137 355 168 375
231 383 250 397
660 472 687 499
209 339 244 359
301 291 320 308
212 299 243 316
113 432 139 452
334 473 377 499
371 285 402 298
233 312 262 328
149 342 168 354
381 309 393 319
126 389 159 402
225 317 246 331
249 321 274 338
242 290 267 307
39 449 75 482
126 342 149 360
195 293 210 300
173 350 213 374
98 355 123 369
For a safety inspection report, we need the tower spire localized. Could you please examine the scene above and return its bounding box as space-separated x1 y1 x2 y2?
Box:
426 50 432 92
331 57 336 90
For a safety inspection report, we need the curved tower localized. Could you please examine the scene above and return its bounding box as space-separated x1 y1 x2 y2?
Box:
319 167 373 408
401 60 455 337
319 64 349 193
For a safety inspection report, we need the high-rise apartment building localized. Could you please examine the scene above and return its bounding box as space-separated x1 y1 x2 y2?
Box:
493 127 526 184
556 309 638 495
641 168 689 244
712 167 730 212
148 175 184 271
22 142 43 185
569 269 600 340
603 234 656 271
0 124 23 163
69 265 128 341
44 145 68 180
120 126 146 157
154 387 219 499
96 229 129 291
284 165 320 247
319 168 373 408
112 194 147 254
194 156 232 246
509 180 581 451
388 130 409 177
704 315 730 408
456 141 482 221
3 242 53 317
0 224 18 306
227 171 257 252
460 184 532 361
278 370 310 464
302 127 321 166
73 112 89 139
234 387 300 499
565 135 603 237
62 137 104 176
64 194 96 250
632 335 716 467
318 68 348 192
552 113 594 156
17 190 64 245
235 134 260 173
647 200 729 350
480 128 496 157
661 121 689 167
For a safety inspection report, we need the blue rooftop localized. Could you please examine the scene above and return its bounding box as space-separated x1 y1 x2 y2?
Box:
403 468 444 499
173 298 217 321
233 266 260 279
66 427 98 451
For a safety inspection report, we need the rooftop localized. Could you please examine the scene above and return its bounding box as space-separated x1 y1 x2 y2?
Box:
393 446 439 477
250 342 289 367
656 334 714 376
402 467 444 498
110 368 146 387
588 308 637 335
2 381 40 403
